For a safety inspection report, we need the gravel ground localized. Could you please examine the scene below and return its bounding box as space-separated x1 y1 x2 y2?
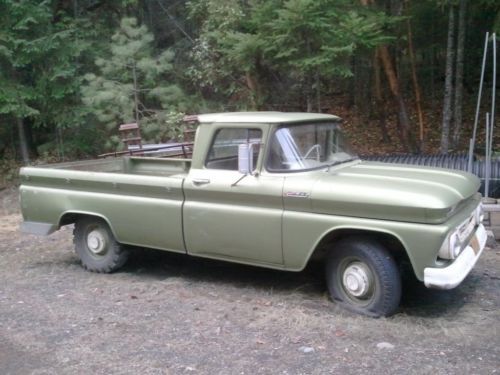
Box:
1 187 499 374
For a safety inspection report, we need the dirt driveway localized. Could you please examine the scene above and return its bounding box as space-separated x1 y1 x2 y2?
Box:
1 188 499 374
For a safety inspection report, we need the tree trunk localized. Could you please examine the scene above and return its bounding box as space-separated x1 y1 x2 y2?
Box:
10 120 16 155
306 95 313 113
16 118 30 164
373 49 390 143
452 0 467 148
377 45 416 152
316 71 321 112
305 39 313 113
245 71 261 110
390 0 404 18
305 72 313 112
57 126 65 161
347 56 356 109
361 0 414 151
131 63 143 150
441 5 456 154
406 5 426 151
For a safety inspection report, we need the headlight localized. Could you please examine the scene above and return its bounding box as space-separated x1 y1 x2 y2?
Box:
439 208 479 260
475 203 484 224
438 230 462 259
449 232 462 258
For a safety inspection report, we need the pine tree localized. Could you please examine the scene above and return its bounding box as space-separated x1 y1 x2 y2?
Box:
187 0 396 112
0 1 86 162
82 17 186 149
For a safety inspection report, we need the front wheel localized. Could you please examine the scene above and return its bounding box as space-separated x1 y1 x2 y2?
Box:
73 217 129 273
325 238 401 317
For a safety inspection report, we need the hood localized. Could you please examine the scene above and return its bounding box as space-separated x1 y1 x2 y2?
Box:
309 161 480 224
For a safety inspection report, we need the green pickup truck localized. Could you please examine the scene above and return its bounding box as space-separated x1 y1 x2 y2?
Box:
20 112 486 317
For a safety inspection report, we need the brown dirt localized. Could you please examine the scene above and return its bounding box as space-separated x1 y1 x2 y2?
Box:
1 188 499 374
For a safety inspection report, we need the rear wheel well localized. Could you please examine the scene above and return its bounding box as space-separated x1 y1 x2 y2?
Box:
310 229 410 267
59 213 111 231
59 213 80 227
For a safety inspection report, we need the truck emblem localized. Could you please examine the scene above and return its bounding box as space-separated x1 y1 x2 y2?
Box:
285 191 309 198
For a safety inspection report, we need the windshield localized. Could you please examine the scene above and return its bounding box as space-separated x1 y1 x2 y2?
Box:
267 122 358 172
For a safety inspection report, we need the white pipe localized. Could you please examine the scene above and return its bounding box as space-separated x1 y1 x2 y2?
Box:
486 113 490 198
468 138 474 173
468 32 489 172
490 111 494 187
490 33 496 158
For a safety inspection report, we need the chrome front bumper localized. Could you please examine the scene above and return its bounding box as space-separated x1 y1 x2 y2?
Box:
424 224 487 290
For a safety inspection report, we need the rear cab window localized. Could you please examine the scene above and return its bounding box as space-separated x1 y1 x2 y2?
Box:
206 128 262 171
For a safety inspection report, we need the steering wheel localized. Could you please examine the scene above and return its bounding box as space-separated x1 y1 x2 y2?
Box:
304 144 321 161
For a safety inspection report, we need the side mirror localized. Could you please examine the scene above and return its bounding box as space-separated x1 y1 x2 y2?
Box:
238 143 253 174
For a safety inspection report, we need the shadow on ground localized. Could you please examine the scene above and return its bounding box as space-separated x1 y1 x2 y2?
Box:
83 246 478 318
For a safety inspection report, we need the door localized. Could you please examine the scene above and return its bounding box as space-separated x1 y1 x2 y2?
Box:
183 127 284 266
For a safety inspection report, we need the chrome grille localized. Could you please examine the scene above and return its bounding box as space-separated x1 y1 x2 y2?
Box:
457 213 476 243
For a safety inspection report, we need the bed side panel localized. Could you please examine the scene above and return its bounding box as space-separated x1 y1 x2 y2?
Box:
20 168 185 253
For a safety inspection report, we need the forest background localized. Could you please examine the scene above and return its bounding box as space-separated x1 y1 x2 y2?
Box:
0 0 499 185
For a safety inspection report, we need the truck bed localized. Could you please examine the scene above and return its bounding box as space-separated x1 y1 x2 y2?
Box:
19 156 190 252
38 156 191 178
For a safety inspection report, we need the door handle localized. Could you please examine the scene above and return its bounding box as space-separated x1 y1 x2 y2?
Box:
192 178 210 186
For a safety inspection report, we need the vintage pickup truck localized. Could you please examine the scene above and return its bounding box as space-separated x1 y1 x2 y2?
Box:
20 112 486 317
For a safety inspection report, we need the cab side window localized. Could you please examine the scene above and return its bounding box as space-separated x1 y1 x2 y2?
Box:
206 128 262 170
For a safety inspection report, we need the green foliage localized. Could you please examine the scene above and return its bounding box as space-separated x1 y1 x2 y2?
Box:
141 111 187 143
0 0 115 161
185 1 247 97
0 155 21 186
0 1 90 125
186 0 398 108
0 0 498 163
82 17 187 149
0 1 52 118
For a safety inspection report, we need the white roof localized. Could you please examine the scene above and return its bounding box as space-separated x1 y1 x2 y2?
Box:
197 111 341 124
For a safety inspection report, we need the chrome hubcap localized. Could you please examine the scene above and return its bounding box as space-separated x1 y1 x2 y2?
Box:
342 262 372 298
87 229 107 255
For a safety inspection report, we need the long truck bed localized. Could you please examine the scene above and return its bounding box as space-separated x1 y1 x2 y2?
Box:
33 156 191 176
19 157 191 252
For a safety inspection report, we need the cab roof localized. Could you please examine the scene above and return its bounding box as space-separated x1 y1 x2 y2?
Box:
196 111 341 124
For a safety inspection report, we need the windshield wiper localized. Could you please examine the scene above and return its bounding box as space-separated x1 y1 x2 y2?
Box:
326 157 359 172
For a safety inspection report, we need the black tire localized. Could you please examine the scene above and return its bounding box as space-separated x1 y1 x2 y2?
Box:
325 237 401 317
73 216 129 273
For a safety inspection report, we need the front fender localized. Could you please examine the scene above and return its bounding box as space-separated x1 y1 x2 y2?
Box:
282 211 448 280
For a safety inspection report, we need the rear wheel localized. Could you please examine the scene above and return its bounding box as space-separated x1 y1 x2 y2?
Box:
325 238 401 317
73 217 129 273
